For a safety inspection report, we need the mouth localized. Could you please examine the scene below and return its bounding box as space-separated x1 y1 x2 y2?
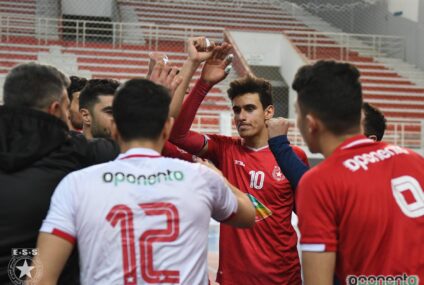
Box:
237 124 251 130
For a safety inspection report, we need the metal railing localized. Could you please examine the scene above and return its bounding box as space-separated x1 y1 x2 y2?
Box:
0 14 224 49
285 30 405 61
196 111 423 150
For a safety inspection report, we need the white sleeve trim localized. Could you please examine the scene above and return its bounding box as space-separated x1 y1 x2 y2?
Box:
300 243 326 252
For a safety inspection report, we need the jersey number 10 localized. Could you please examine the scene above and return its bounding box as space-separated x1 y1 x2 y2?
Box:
106 203 180 284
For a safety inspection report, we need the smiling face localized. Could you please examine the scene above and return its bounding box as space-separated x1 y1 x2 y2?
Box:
232 92 274 141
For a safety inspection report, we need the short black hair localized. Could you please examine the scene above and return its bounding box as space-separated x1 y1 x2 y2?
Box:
67 76 87 100
227 75 273 109
362 102 386 141
293 60 362 135
79 79 120 111
3 62 70 110
113 79 171 141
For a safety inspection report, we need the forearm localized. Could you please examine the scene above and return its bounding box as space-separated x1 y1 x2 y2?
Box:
268 135 309 190
170 79 213 154
302 252 336 285
223 177 255 228
169 59 200 118
162 141 195 162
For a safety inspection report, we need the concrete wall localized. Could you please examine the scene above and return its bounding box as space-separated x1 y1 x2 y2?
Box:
61 0 114 17
229 31 283 66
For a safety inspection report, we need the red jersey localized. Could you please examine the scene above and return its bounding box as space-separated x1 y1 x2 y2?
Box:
204 134 307 285
297 135 424 282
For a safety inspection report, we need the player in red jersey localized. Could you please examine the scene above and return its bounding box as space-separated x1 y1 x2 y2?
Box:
170 47 308 284
293 60 424 285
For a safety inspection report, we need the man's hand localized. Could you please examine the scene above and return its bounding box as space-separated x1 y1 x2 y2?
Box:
266 117 290 139
187 37 216 63
146 52 168 79
201 43 233 85
194 157 223 176
149 61 183 96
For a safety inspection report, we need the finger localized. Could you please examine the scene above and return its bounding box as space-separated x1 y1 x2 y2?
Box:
166 66 178 87
159 64 171 83
149 61 163 82
224 64 232 75
169 75 183 95
218 46 227 60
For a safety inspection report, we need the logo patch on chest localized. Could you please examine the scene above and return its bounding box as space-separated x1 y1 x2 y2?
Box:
272 166 286 182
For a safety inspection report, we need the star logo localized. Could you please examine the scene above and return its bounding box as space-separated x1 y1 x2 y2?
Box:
16 260 34 278
8 248 43 285
272 166 286 182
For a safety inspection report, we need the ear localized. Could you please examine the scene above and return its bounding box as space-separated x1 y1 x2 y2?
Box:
368 135 378 141
264 105 274 120
47 101 62 118
80 108 91 126
162 117 175 142
110 119 119 142
305 113 320 135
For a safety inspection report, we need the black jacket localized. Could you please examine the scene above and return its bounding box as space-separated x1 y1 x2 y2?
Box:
0 106 120 284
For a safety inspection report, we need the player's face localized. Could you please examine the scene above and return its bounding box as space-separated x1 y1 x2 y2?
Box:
90 95 114 139
232 93 272 139
69 92 83 130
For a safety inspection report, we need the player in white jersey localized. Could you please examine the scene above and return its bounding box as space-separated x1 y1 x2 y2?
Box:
32 78 255 285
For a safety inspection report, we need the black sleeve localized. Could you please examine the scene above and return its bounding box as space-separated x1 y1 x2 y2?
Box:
85 138 120 166
268 135 309 191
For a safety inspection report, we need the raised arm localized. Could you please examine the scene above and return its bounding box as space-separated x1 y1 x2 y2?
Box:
170 43 233 156
147 37 216 119
267 117 309 190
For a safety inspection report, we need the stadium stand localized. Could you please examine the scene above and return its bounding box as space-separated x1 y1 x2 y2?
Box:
0 0 422 149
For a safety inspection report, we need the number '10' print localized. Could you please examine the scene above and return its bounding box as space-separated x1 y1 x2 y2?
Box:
106 203 180 284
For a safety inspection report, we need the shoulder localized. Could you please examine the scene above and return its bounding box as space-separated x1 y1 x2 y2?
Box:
291 145 308 161
206 134 241 146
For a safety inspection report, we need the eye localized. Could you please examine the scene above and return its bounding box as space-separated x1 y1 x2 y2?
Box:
245 105 255 112
232 107 241 114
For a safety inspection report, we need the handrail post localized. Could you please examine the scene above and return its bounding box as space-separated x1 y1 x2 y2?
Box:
6 16 9 42
82 20 86 47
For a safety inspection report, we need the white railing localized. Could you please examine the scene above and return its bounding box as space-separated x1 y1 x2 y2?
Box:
285 30 405 61
0 14 224 49
196 112 423 150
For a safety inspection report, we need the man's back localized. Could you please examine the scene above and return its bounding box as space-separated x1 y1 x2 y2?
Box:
41 148 237 285
297 136 424 282
204 134 305 285
0 106 119 284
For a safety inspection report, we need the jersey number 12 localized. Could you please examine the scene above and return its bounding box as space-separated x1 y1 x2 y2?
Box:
106 202 180 284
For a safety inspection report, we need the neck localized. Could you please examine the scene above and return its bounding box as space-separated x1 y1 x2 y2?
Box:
83 127 93 140
319 130 361 158
119 139 164 154
243 129 269 149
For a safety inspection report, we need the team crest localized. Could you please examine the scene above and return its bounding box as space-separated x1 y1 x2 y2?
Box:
8 248 43 285
272 166 285 182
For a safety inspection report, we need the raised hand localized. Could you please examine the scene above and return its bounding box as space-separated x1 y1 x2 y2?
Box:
201 42 233 85
149 61 182 96
266 117 290 139
187 37 215 63
146 52 168 79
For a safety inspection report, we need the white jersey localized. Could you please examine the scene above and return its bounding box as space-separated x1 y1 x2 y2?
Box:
40 148 237 285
